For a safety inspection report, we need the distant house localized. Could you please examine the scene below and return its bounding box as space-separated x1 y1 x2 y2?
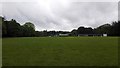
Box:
103 34 107 37
58 34 69 37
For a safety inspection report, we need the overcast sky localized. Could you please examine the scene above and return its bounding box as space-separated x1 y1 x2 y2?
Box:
0 0 119 31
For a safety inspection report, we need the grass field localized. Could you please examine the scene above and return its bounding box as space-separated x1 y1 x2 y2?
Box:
2 37 118 66
0 38 2 67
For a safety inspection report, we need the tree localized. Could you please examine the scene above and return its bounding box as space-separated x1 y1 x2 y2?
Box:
48 31 56 36
95 24 111 35
110 21 119 36
2 21 7 37
77 27 93 34
42 30 48 36
77 26 85 34
23 22 35 31
84 27 93 34
5 19 21 37
71 29 77 36
0 17 4 37
22 22 35 37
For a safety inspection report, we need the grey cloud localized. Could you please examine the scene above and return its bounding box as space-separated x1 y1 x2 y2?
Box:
1 0 118 31
55 2 118 28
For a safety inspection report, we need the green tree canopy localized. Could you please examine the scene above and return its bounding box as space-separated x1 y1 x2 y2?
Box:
23 22 35 31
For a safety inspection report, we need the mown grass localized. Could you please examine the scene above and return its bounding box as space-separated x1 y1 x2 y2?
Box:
2 37 118 66
0 38 2 67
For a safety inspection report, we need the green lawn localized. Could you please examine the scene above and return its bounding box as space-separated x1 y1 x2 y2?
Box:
0 38 2 67
2 37 118 66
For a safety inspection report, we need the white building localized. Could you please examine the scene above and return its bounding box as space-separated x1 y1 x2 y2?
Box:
59 34 69 37
103 34 107 37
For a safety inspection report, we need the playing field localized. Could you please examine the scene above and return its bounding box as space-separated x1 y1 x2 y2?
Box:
2 37 118 66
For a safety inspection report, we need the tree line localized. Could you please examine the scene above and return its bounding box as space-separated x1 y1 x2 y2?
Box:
1 17 120 37
71 22 120 36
